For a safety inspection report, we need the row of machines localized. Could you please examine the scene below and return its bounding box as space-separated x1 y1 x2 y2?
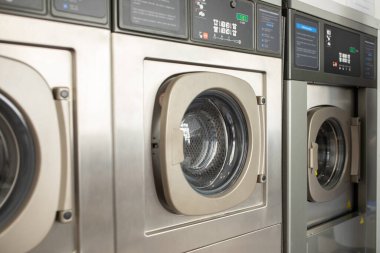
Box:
0 0 377 252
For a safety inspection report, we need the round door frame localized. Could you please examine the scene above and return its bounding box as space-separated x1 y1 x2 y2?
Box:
156 72 265 215
0 57 66 252
307 106 351 202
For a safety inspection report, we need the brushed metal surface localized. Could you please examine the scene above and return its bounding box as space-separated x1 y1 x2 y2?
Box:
0 14 113 253
378 29 380 253
358 88 377 251
259 0 281 7
112 34 282 253
283 80 308 253
307 215 366 253
286 0 380 29
187 224 282 253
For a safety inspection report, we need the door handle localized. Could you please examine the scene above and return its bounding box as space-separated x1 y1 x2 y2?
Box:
350 118 361 183
256 98 266 183
309 142 319 177
53 87 73 223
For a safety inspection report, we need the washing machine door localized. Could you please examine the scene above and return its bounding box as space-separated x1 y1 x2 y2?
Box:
152 72 265 215
307 106 359 202
0 57 71 253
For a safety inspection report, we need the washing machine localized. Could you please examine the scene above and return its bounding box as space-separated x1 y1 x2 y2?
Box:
0 1 113 253
113 0 283 252
283 8 377 253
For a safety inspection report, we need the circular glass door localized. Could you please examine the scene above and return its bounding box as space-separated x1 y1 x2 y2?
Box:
307 106 351 203
0 94 36 229
154 72 263 215
180 90 248 195
315 118 346 190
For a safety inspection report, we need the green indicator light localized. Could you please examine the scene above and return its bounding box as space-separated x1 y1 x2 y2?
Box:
349 47 357 53
236 13 249 22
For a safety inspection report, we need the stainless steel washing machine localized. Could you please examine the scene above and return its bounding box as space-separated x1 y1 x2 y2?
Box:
113 0 283 252
0 1 113 253
284 8 377 253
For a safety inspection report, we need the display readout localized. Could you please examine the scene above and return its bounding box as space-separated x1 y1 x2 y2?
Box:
294 15 319 70
324 25 360 77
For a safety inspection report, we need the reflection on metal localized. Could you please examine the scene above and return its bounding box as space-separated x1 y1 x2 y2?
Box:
0 13 113 253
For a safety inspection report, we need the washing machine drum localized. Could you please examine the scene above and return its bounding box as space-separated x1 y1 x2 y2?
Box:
0 95 36 229
152 72 265 215
307 106 359 202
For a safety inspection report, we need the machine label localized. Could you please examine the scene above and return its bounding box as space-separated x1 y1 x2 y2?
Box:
0 0 43 11
257 4 281 54
191 0 254 50
120 0 187 38
294 15 319 70
324 24 360 77
53 0 107 18
363 38 376 80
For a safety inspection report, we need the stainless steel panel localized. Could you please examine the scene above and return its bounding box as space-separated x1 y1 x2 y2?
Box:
187 224 282 253
286 0 379 29
259 0 281 7
307 85 355 228
30 224 77 253
0 14 113 253
378 29 380 253
358 88 377 251
283 80 308 253
307 215 366 253
113 34 282 252
307 85 355 113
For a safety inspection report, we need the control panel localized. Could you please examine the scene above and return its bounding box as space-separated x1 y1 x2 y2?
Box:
0 0 109 27
288 10 377 88
324 25 360 77
191 0 254 50
116 0 282 57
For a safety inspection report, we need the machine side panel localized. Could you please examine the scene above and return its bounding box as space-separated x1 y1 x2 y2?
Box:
358 88 377 252
283 80 308 253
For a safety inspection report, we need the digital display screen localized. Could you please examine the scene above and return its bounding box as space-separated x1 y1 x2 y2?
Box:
324 25 360 77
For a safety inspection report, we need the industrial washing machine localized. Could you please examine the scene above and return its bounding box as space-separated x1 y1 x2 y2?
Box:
113 0 283 252
0 1 113 253
283 8 377 253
